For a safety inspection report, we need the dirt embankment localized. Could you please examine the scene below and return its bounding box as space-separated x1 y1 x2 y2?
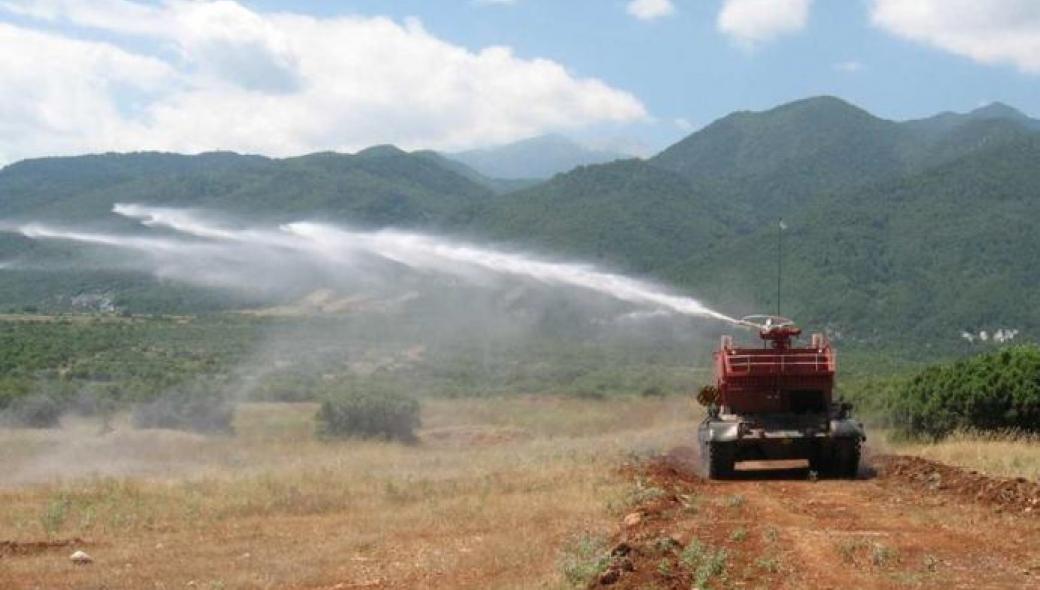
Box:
594 449 1040 589
873 454 1040 515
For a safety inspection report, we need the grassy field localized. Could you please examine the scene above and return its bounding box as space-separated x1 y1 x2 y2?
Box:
2 395 1039 590
0 396 696 589
876 429 1040 481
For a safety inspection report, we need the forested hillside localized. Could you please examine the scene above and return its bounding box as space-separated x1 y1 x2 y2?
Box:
0 147 498 313
0 147 493 225
467 97 1040 351
650 97 909 218
674 134 1040 346
649 96 1040 222
1 96 1038 353
467 159 738 273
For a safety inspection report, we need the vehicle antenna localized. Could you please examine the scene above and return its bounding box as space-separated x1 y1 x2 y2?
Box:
777 218 785 318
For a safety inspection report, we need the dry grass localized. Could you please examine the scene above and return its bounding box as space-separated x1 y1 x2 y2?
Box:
0 396 697 589
874 429 1040 481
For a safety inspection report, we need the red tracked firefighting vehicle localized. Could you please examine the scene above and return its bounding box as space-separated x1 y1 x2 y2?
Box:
697 316 865 479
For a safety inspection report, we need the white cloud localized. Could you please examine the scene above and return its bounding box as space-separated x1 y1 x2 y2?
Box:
717 0 813 47
0 22 175 164
0 0 647 164
870 0 1040 73
833 60 863 72
673 117 694 132
0 0 163 33
626 0 675 21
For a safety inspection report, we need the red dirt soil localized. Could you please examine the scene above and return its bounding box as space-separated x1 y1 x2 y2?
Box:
596 448 1040 589
874 455 1040 515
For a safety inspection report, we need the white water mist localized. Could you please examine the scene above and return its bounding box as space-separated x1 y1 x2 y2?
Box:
15 204 741 325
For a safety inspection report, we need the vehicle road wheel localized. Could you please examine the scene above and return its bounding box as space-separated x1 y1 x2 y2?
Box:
808 444 832 476
706 442 735 479
834 439 861 479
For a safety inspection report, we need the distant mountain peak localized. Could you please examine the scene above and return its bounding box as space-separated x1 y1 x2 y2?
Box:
770 95 879 120
463 133 625 156
516 133 573 145
443 134 632 179
356 144 407 158
904 101 1040 136
969 102 1029 121
705 96 882 138
785 95 856 108
649 95 901 212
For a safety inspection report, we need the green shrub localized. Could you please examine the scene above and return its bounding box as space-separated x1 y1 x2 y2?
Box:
250 373 320 402
837 374 906 425
69 383 123 416
572 388 606 401
888 345 1040 439
0 377 33 411
40 494 70 536
316 387 420 442
2 393 64 428
680 538 729 589
557 533 610 588
132 383 234 434
640 384 666 397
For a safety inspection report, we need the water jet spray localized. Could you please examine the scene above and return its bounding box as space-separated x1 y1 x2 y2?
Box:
9 204 747 327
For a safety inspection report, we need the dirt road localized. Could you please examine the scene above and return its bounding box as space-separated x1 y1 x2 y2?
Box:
599 448 1040 589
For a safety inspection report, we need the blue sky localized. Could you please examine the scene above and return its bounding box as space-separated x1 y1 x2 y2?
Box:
344 0 1040 148
0 0 1037 163
298 1 1039 116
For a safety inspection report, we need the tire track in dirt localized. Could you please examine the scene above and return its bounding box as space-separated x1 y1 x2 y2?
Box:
598 448 1040 589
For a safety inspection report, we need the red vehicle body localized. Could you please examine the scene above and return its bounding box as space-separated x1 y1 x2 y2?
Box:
698 317 864 479
716 324 834 416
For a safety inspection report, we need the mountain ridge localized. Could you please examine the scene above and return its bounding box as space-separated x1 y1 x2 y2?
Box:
2 95 1039 353
444 133 632 180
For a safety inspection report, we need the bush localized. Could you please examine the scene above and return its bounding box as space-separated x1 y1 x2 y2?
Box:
557 533 610 587
250 373 320 402
2 393 64 428
132 383 234 434
836 374 906 426
888 345 1040 439
640 384 666 398
572 389 606 401
0 377 32 411
316 387 420 442
69 383 122 416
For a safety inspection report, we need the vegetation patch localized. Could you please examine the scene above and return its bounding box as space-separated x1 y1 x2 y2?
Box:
132 382 234 434
680 539 729 589
887 346 1040 439
837 537 899 569
316 386 420 442
557 533 612 588
2 393 64 428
